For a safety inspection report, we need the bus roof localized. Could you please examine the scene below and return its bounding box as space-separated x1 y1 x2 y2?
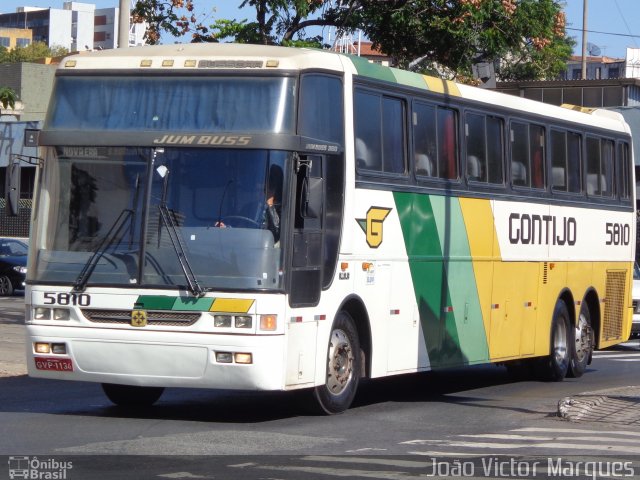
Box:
60 43 630 135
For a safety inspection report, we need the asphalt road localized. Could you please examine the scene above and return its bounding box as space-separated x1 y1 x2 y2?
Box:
2 293 640 479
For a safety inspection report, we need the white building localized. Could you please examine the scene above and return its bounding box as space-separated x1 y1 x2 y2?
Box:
94 7 146 49
0 2 146 52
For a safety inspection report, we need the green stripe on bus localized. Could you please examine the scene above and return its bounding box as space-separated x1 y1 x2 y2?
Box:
429 196 489 363
394 192 489 367
172 297 214 311
134 295 177 310
390 68 429 90
349 55 397 83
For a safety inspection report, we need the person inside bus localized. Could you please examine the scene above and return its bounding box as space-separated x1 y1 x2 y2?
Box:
214 164 283 245
263 164 283 244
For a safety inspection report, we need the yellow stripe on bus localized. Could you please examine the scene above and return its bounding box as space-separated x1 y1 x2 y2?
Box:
423 75 461 96
209 298 255 313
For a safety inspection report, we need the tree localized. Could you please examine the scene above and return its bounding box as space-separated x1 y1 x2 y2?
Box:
0 86 17 110
335 0 573 81
0 42 69 64
131 0 572 81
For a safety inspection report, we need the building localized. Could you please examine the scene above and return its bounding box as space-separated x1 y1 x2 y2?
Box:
495 78 640 109
0 2 146 52
559 55 625 80
0 27 32 50
0 62 56 121
94 7 146 49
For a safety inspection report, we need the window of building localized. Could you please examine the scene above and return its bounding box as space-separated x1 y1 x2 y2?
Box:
16 38 30 47
0 37 10 48
465 112 504 184
413 101 458 180
511 122 546 189
354 88 406 175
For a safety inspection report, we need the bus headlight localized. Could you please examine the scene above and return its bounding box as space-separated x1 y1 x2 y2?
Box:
53 308 70 321
34 307 51 320
213 315 232 328
234 315 252 328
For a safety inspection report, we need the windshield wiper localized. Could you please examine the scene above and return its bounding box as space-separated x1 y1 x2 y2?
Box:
158 204 204 297
72 209 133 293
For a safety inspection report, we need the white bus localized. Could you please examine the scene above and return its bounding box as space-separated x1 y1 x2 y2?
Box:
11 43 635 414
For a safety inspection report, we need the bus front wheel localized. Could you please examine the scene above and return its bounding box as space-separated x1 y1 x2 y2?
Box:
568 304 593 378
536 300 571 381
102 383 165 407
313 311 361 414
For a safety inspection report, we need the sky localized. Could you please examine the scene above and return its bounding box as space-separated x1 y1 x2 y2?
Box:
1 0 640 59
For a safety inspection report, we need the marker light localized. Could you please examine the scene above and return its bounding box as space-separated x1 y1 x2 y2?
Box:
260 314 277 331
51 343 67 354
234 353 253 364
215 352 233 363
35 343 50 354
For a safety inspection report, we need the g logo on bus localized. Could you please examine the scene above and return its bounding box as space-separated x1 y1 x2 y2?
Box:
356 207 392 248
131 310 148 327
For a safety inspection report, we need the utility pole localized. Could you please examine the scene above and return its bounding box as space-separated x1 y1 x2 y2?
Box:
118 0 130 48
581 0 588 79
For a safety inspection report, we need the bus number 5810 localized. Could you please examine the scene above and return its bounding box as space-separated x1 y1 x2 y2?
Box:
605 222 630 245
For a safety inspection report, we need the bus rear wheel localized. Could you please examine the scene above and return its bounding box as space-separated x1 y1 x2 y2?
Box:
102 383 165 407
535 300 571 381
568 304 593 378
313 311 361 414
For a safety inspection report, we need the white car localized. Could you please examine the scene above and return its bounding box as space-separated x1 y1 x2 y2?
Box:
632 263 640 339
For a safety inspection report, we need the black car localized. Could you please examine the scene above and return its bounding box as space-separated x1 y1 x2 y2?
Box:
0 238 28 296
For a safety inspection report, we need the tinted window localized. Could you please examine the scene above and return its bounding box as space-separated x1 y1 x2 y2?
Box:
465 112 504 184
413 101 458 180
354 89 406 174
299 74 344 144
511 122 545 189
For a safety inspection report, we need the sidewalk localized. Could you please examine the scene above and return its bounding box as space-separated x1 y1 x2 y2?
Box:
558 386 640 426
0 322 27 377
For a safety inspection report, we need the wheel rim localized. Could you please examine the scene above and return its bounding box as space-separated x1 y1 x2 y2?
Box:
574 312 592 363
326 328 354 396
0 277 10 295
554 318 568 365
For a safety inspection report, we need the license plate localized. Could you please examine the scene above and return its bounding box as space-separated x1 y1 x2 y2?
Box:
34 357 74 372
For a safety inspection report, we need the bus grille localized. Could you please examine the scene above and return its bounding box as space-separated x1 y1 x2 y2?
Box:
603 270 626 341
82 309 201 327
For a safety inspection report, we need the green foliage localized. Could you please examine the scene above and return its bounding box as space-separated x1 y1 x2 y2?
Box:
341 0 573 81
130 0 571 81
0 42 69 64
0 86 17 110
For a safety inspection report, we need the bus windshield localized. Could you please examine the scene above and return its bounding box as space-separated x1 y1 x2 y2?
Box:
46 76 296 133
30 147 287 291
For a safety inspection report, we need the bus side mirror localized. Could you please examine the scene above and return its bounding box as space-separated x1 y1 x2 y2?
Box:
4 160 21 217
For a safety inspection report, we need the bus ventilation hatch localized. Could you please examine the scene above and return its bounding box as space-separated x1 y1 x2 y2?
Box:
603 270 626 340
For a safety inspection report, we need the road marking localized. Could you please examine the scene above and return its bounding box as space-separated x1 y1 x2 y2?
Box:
592 353 640 358
457 433 640 443
405 439 640 454
513 427 640 437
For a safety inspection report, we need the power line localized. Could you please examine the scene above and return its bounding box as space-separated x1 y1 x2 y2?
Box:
566 27 640 40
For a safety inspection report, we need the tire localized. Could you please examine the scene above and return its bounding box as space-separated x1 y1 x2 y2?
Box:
568 303 593 378
102 383 164 407
0 276 14 296
535 300 571 381
313 311 361 414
